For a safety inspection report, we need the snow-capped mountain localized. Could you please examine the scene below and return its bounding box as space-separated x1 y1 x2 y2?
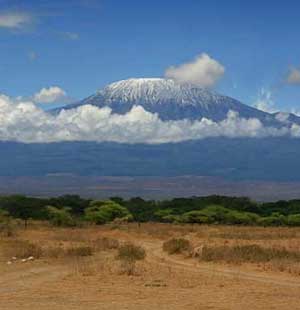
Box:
4 78 300 182
54 78 278 125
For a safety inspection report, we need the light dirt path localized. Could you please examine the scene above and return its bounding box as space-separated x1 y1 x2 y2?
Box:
142 239 300 288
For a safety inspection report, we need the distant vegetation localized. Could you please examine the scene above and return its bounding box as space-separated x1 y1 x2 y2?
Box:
1 194 300 227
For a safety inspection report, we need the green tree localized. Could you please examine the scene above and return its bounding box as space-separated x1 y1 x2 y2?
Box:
0 195 47 228
85 200 132 224
46 206 75 227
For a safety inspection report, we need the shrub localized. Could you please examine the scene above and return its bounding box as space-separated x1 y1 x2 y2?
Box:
258 213 287 227
287 214 300 226
163 238 192 255
93 237 119 251
224 211 260 225
117 242 146 275
67 246 94 257
46 206 75 227
117 243 146 261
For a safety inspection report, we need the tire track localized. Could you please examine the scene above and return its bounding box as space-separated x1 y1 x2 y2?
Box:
143 240 300 288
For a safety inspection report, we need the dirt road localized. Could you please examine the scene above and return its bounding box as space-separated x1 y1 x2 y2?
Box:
143 240 300 288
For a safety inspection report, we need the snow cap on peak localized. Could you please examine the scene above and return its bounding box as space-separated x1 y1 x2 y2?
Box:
99 78 219 105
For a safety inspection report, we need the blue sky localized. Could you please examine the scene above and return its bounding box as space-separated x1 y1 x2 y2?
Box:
1 0 300 112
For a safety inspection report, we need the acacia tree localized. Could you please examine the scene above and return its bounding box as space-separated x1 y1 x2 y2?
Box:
85 200 132 224
1 195 42 228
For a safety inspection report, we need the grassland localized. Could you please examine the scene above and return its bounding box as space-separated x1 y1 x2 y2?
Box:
1 222 300 309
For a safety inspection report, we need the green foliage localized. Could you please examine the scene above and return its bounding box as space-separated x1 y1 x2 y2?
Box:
287 214 300 226
224 210 260 225
46 206 75 227
122 197 158 222
48 195 90 215
85 200 132 224
2 194 300 227
182 205 228 224
258 213 287 227
0 195 48 227
154 208 175 222
178 205 259 225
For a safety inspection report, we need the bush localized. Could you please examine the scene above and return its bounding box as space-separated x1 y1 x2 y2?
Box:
46 206 75 227
117 243 146 261
85 200 132 224
67 246 94 257
117 242 146 275
93 237 119 251
287 214 300 226
163 238 192 255
224 210 260 225
258 213 287 227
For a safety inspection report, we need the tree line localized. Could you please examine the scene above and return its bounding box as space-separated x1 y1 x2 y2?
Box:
1 194 300 227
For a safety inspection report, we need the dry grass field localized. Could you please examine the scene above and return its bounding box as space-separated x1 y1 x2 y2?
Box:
1 222 300 309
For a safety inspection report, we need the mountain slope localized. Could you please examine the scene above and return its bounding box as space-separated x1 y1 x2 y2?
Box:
54 78 278 125
1 138 300 181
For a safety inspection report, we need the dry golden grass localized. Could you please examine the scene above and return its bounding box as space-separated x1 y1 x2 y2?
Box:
66 246 94 257
201 244 300 264
1 222 300 310
1 239 43 259
1 222 300 276
92 236 120 250
208 226 300 240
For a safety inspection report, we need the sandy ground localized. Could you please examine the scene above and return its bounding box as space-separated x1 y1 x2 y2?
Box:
1 228 300 310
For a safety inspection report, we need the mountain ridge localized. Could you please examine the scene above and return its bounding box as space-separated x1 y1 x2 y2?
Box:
53 78 284 125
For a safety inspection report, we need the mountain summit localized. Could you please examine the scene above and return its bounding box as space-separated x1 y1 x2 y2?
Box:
54 78 281 124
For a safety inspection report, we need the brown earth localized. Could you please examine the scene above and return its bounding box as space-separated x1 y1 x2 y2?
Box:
1 224 300 310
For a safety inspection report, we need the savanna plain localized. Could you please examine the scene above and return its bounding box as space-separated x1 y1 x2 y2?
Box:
1 222 300 310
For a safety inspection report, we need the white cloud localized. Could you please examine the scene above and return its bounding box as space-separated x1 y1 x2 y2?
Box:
0 11 32 29
0 95 297 144
33 86 67 104
253 88 276 113
165 53 225 88
286 68 300 85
